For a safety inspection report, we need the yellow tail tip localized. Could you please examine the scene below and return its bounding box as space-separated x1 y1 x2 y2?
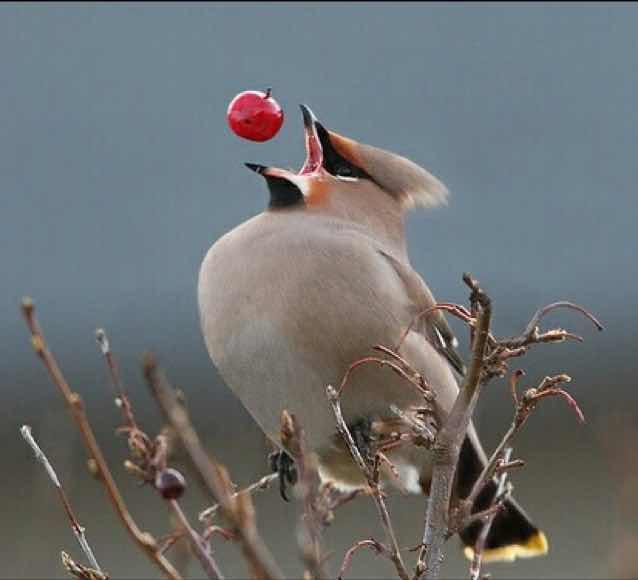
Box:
463 531 549 563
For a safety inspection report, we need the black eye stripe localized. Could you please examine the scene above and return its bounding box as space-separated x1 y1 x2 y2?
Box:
315 123 372 180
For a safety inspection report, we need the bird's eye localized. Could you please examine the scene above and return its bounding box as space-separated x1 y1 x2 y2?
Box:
334 164 361 182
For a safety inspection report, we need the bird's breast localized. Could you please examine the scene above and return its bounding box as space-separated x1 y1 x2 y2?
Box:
198 213 428 485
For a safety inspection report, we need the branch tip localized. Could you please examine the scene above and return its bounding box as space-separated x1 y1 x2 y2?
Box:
526 301 604 336
142 351 158 380
95 328 110 354
21 296 34 314
326 384 338 401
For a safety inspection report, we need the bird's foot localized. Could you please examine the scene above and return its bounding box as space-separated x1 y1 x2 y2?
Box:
269 450 298 502
348 417 376 465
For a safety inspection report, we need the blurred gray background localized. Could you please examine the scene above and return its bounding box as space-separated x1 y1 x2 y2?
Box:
2 2 637 578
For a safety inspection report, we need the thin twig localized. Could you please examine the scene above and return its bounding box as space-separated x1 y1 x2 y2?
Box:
21 425 103 574
466 373 576 508
509 370 525 405
338 538 392 580
168 500 224 580
20 298 182 580
280 410 326 579
395 303 473 352
199 473 279 523
491 301 603 355
326 385 410 580
157 532 185 556
61 551 108 580
494 459 525 474
95 328 226 579
465 424 518 510
203 526 237 543
337 355 431 401
522 301 604 338
469 449 513 580
95 328 136 428
144 354 284 580
460 504 505 531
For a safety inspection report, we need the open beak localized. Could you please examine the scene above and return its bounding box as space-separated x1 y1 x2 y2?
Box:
244 163 298 181
244 160 312 198
299 104 324 175
244 104 329 204
245 104 325 179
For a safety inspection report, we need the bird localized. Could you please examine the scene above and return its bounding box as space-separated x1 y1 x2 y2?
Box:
197 104 548 563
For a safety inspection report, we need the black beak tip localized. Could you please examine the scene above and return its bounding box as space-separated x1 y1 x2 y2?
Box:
299 104 317 128
245 162 267 175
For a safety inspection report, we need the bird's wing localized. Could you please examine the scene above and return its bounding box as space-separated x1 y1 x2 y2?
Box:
378 249 466 376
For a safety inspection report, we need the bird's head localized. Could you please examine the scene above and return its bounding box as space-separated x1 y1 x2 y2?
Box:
246 105 449 214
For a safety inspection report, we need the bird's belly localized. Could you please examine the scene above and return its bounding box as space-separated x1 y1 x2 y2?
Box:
211 312 435 492
214 315 342 450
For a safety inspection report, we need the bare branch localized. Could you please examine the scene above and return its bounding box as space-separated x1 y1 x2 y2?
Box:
23 268 601 580
61 551 109 580
279 410 326 579
415 273 492 580
143 354 284 580
460 503 506 531
21 425 104 575
509 369 525 405
168 500 224 580
336 355 432 402
20 298 182 580
199 473 279 524
95 328 136 429
203 526 237 543
466 372 576 509
338 538 392 580
157 532 186 556
326 385 410 580
96 330 230 579
494 459 525 474
395 303 474 352
469 449 513 580
522 301 604 338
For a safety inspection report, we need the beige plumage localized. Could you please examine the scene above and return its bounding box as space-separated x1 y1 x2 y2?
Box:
198 105 547 561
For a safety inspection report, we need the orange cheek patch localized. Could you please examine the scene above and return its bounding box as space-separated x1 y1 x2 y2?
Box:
305 180 331 208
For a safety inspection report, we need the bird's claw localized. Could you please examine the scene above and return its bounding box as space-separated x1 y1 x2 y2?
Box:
269 450 298 502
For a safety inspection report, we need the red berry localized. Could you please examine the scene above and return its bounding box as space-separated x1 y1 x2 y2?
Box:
155 468 186 500
227 89 284 142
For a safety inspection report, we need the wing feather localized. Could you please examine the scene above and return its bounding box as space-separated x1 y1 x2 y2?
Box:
378 249 466 376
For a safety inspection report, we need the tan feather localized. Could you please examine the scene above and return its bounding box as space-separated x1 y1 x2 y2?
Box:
327 130 449 209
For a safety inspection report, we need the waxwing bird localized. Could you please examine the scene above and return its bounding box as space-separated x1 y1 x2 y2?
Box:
197 106 548 562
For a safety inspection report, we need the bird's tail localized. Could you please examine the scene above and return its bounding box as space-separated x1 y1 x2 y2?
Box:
456 438 549 562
